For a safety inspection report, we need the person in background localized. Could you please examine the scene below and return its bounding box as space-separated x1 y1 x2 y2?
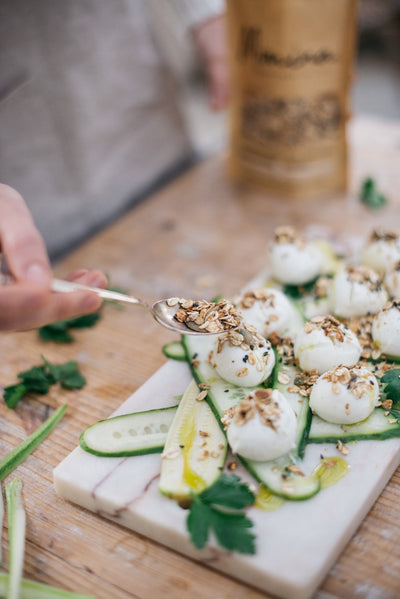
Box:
0 0 228 331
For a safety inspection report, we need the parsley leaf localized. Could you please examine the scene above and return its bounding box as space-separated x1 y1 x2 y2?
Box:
186 475 256 554
38 313 101 343
42 358 86 389
3 357 86 409
360 177 387 210
381 369 400 419
187 498 210 549
283 276 320 300
3 384 28 409
200 474 255 509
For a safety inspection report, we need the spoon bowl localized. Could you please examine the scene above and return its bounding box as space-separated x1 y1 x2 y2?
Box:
51 279 233 335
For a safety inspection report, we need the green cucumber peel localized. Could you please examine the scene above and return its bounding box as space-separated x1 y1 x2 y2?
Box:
5 478 26 599
0 404 67 481
79 406 178 457
0 573 95 599
162 341 187 362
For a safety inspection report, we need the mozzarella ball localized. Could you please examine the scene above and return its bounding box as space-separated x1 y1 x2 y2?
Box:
294 315 361 374
361 230 400 275
226 388 297 461
330 265 387 318
269 226 321 285
212 325 275 387
237 288 302 338
384 261 400 299
310 365 379 424
372 300 400 357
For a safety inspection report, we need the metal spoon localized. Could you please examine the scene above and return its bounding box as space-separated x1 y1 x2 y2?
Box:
50 279 227 335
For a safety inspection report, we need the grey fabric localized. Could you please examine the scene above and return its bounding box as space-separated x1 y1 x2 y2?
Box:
0 0 193 258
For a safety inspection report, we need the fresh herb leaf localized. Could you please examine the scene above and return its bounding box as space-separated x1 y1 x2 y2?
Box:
3 358 86 408
38 313 101 343
283 276 320 300
42 357 86 390
186 475 256 554
67 313 101 329
17 365 54 393
187 498 210 549
200 474 255 509
39 321 75 343
60 370 86 390
381 368 400 422
381 369 400 407
210 509 255 554
360 177 387 210
3 385 28 410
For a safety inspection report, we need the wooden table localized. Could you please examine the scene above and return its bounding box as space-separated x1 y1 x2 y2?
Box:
1 115 400 599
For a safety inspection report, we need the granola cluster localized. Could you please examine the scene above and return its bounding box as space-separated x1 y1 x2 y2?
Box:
302 315 348 343
269 331 295 365
221 389 282 430
238 289 277 310
287 369 319 398
369 229 399 244
273 226 306 248
345 265 383 292
322 365 375 399
170 298 242 333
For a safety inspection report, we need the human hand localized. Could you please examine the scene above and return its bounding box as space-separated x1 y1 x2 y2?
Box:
192 15 230 111
0 184 107 331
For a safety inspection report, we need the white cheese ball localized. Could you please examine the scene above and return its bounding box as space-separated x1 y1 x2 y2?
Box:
213 326 275 387
294 315 361 374
269 226 321 285
361 231 400 275
310 365 379 424
237 288 302 338
384 261 400 299
269 242 321 286
330 265 388 318
372 301 400 357
226 388 297 461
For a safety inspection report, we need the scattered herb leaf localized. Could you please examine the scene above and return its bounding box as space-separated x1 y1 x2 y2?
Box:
187 474 256 554
381 368 400 421
3 358 86 409
200 473 255 509
283 276 320 300
38 313 101 343
360 177 387 210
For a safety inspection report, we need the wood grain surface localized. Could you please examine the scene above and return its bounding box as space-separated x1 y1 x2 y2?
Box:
0 116 400 598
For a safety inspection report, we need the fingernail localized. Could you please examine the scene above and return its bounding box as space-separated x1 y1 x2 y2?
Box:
25 263 50 286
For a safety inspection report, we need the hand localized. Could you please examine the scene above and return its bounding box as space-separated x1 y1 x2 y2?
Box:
192 15 230 111
0 184 107 331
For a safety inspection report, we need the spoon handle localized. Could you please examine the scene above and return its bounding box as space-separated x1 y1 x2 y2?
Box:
51 279 144 307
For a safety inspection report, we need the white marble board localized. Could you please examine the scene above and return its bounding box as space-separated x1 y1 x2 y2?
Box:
54 358 400 599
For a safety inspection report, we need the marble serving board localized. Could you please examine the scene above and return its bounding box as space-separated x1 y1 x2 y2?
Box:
54 358 400 599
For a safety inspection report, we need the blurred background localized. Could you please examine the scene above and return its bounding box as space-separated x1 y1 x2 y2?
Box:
148 0 400 158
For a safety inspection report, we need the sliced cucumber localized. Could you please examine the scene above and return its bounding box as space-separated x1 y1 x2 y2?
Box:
162 341 187 362
182 336 320 501
159 380 227 502
80 406 178 457
309 408 400 443
241 456 320 501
